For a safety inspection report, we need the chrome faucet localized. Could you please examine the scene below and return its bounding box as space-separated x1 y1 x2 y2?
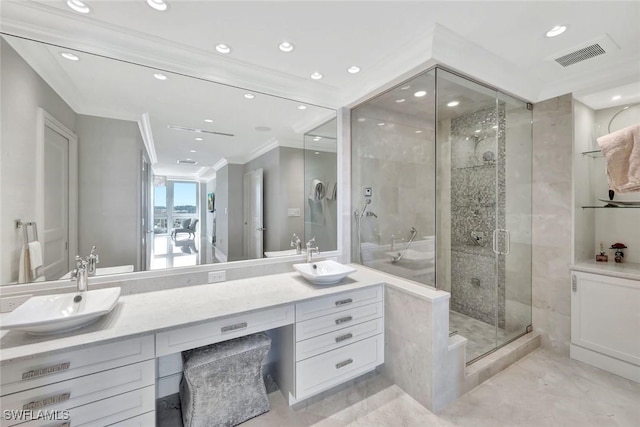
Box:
87 246 99 276
70 255 89 300
306 237 319 263
290 233 302 254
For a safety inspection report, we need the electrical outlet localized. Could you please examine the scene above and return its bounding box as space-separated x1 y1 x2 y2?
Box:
208 271 226 283
288 208 301 217
0 294 32 313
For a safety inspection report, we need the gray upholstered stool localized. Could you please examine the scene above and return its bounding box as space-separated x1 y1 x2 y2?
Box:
180 332 271 427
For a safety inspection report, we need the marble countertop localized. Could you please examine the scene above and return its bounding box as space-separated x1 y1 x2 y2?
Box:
0 265 448 364
571 260 640 281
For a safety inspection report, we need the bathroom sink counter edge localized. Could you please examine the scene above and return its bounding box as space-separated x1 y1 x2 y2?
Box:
0 263 448 364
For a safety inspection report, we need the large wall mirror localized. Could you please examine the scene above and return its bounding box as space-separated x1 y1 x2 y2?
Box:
1 34 338 286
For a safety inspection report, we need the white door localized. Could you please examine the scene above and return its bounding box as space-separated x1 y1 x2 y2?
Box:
243 169 264 259
43 125 69 280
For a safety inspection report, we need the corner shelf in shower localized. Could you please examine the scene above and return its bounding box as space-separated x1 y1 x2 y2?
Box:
581 205 640 209
581 150 603 158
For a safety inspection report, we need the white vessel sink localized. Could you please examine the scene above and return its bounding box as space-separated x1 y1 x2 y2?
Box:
264 249 306 258
294 260 356 285
0 288 121 335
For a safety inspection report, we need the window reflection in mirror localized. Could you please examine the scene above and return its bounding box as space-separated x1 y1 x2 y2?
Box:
0 34 337 286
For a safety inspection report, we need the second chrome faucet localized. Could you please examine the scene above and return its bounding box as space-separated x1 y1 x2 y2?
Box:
306 237 319 263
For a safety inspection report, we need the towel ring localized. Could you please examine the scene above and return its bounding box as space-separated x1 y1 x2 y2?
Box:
607 103 640 133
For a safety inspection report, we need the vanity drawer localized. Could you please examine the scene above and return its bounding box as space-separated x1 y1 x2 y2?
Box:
296 317 384 361
14 385 155 427
295 334 384 400
155 304 294 356
1 360 154 427
295 285 383 322
0 336 155 396
109 411 156 426
295 302 383 342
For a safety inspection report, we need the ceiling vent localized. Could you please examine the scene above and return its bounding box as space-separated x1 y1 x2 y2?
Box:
168 125 234 137
549 34 619 68
554 44 606 67
177 159 198 165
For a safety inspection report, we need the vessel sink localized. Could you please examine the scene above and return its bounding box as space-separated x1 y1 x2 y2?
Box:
293 260 356 285
264 249 306 258
0 288 121 335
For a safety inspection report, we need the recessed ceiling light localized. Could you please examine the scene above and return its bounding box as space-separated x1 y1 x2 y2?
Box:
61 52 80 61
67 0 90 14
204 119 213 123
153 73 168 80
279 42 294 52
297 105 307 110
357 117 366 122
244 93 255 99
612 95 622 101
190 150 197 153
400 85 411 90
546 25 567 38
216 44 231 54
447 101 460 107
415 130 422 134
414 90 427 97
310 72 323 80
313 136 322 141
395 99 406 103
377 122 385 126
195 137 203 141
347 66 361 74
146 0 168 11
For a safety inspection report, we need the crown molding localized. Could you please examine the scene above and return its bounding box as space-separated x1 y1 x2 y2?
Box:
138 113 158 165
212 157 229 171
197 167 216 182
241 137 279 164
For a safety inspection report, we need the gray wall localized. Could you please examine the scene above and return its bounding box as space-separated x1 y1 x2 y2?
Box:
215 164 244 261
304 149 337 252
75 115 143 270
1 39 77 283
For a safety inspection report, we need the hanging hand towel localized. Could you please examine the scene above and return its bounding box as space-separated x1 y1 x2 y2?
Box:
18 245 30 283
28 241 45 282
308 179 326 201
597 123 640 193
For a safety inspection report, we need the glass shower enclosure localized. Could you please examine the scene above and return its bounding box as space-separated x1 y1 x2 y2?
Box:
351 67 532 363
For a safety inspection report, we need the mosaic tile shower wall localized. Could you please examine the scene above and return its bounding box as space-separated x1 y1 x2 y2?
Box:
449 106 506 327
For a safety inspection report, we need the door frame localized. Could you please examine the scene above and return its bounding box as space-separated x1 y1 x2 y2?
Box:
37 108 78 272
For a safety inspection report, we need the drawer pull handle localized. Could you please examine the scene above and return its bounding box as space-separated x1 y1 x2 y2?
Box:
335 298 353 306
221 322 248 333
335 359 353 369
335 316 353 325
335 333 353 343
22 362 70 380
23 392 71 410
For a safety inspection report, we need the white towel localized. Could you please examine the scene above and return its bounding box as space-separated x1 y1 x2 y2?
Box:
28 242 45 282
597 123 640 193
308 179 325 201
18 245 30 284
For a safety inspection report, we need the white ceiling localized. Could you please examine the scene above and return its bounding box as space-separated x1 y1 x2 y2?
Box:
2 1 639 177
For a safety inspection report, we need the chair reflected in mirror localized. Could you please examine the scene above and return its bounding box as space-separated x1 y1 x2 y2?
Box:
174 238 199 254
171 218 199 239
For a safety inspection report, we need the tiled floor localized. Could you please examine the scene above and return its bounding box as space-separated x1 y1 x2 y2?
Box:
158 348 640 426
449 310 512 362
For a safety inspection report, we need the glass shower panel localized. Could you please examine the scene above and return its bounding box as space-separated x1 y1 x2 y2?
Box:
351 70 436 286
435 69 500 362
498 92 533 347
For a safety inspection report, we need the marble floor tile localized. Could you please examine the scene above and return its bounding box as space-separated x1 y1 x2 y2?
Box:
157 349 640 427
449 309 510 362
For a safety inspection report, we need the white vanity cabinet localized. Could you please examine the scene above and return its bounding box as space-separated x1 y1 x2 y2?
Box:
570 271 640 382
279 284 385 403
0 335 155 427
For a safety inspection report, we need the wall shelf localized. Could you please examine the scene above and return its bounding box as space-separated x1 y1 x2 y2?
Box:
581 205 640 209
581 150 603 158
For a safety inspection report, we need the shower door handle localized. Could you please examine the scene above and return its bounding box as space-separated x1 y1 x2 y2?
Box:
492 229 510 255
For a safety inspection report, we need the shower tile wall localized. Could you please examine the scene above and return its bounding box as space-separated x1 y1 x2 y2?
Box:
449 107 506 326
352 105 436 285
